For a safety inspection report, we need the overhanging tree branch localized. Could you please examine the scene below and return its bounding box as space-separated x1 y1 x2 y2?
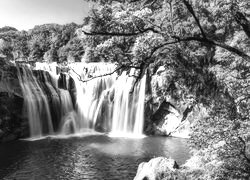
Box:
70 65 123 83
82 27 160 37
128 34 250 92
231 4 250 39
130 40 179 93
138 35 250 63
172 36 250 62
182 0 207 39
181 0 250 60
70 64 140 83
85 27 250 62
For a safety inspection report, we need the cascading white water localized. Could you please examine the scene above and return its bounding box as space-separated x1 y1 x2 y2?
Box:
68 63 116 132
109 71 146 136
60 89 74 117
133 73 146 135
19 62 146 138
17 66 54 138
35 62 60 88
59 89 75 134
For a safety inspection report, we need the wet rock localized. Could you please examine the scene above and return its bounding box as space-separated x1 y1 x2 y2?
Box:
150 100 182 136
0 92 29 143
49 91 61 131
143 95 154 135
68 76 76 108
145 65 199 137
0 129 4 138
1 133 18 143
134 157 184 180
154 113 181 136
0 59 29 143
58 73 69 90
151 101 175 124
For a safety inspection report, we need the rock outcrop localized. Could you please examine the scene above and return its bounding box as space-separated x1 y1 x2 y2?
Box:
150 100 181 136
0 58 29 142
134 157 184 180
144 66 198 137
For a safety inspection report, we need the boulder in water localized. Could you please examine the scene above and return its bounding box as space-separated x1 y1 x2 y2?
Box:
0 129 4 138
134 157 183 180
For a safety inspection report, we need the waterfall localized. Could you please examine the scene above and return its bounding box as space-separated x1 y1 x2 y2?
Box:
18 62 146 138
68 63 116 132
110 71 146 137
17 66 54 138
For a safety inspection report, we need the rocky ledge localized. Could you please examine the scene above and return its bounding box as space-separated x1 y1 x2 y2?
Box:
144 66 208 138
133 156 206 180
134 157 184 180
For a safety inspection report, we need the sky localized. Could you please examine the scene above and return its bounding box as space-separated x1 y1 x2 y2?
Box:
0 0 91 30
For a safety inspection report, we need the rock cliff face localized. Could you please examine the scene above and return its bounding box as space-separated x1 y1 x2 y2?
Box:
144 66 204 138
0 58 29 142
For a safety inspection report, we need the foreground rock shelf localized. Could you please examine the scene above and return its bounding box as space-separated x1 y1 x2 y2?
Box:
133 157 203 180
134 157 181 180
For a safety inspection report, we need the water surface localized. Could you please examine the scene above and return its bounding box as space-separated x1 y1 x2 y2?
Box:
0 134 190 180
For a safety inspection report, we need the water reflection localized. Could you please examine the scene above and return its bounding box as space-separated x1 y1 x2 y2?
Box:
0 135 190 180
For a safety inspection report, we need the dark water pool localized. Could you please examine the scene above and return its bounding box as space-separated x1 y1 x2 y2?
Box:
0 134 190 180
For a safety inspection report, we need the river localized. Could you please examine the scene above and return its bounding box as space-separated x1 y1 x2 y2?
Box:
0 134 190 180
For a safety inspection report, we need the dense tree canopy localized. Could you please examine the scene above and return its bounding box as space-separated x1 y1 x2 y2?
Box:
0 0 249 178
0 23 85 63
82 0 250 179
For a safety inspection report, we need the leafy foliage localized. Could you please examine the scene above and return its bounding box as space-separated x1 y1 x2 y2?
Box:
82 0 250 178
0 23 84 63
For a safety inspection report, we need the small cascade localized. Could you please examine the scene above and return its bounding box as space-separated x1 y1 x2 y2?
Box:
60 89 74 117
17 66 54 138
18 62 147 138
35 62 60 88
134 74 146 135
69 63 116 131
60 111 77 134
59 89 75 134
109 71 146 136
